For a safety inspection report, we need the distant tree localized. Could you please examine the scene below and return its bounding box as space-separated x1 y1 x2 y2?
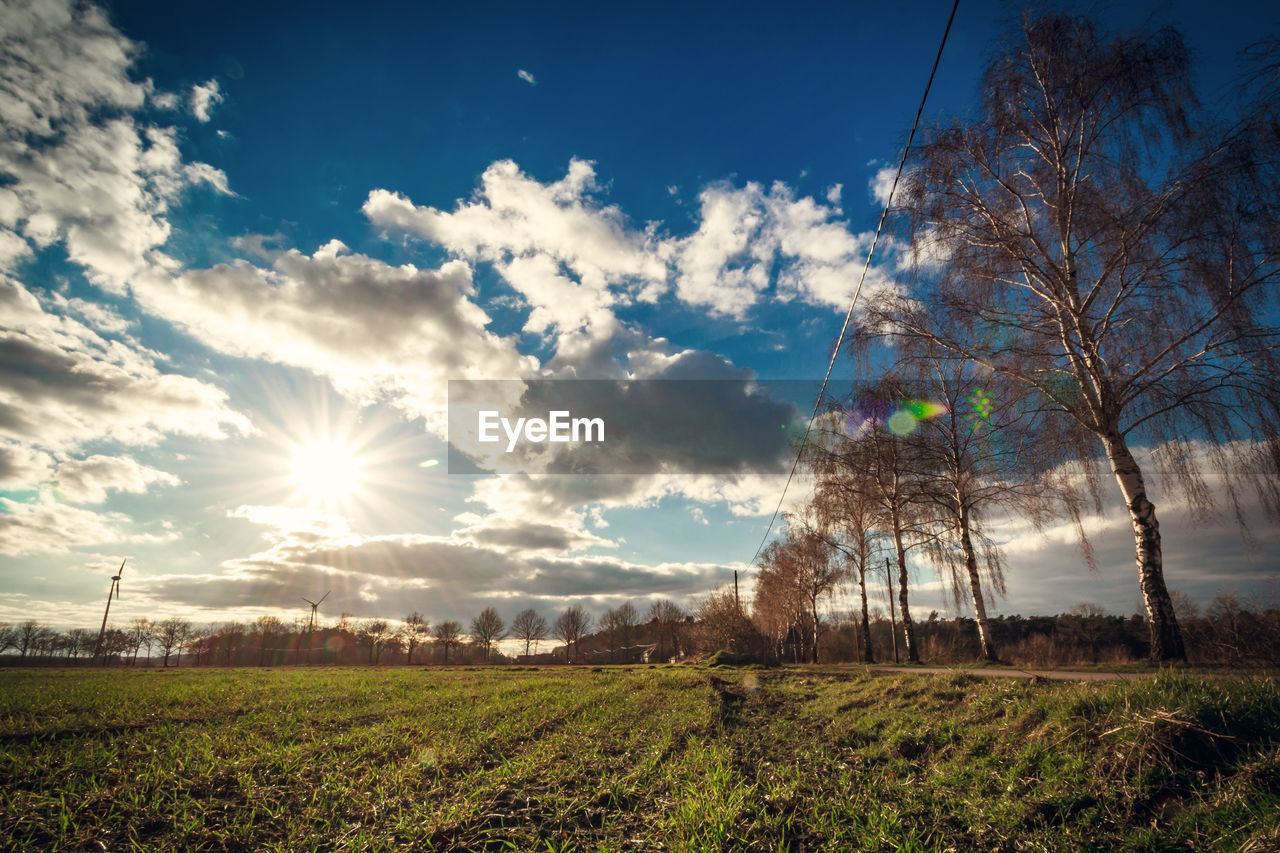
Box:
357 619 390 664
101 628 131 662
553 605 592 663
756 524 845 663
697 587 758 655
253 615 283 666
401 612 429 664
647 599 685 662
59 628 92 660
613 602 638 652
470 608 506 662
808 444 880 663
15 620 48 659
185 625 216 666
381 630 405 664
881 12 1280 660
510 608 549 657
832 389 936 663
600 602 640 662
128 617 154 665
432 620 462 664
219 621 245 666
156 618 190 667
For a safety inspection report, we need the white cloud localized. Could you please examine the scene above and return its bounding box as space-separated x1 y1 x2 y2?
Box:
0 0 232 295
674 180 897 315
150 502 740 620
128 242 537 431
189 78 222 122
0 277 252 451
367 159 901 331
0 495 177 556
150 90 180 110
517 69 536 86
54 455 180 504
870 164 898 207
364 159 670 339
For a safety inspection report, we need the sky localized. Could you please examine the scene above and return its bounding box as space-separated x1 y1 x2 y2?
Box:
1 0 1278 634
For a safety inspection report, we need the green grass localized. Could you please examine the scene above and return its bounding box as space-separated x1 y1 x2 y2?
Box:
1 666 1277 851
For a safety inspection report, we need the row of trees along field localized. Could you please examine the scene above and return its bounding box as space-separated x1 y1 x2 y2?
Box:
5 591 1280 668
0 599 692 667
749 11 1280 664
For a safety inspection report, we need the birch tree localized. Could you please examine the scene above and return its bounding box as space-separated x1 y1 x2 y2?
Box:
881 13 1280 660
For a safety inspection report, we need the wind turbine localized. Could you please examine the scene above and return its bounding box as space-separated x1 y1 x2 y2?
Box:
302 590 330 665
93 559 126 662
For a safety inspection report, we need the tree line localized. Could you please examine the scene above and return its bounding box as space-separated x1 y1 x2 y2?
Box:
0 599 692 668
749 10 1279 664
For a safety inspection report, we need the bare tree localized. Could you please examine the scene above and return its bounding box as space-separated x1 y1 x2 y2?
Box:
401 612 429 664
553 604 592 663
599 602 639 663
101 628 131 663
357 619 390 664
510 608 549 657
882 12 1280 660
809 454 880 663
756 524 845 663
219 621 245 666
470 608 506 662
63 628 94 661
647 599 685 662
128 617 154 666
253 615 283 666
156 618 190 667
823 392 935 663
899 359 1066 662
697 587 757 655
0 623 14 655
432 620 462 664
15 620 49 659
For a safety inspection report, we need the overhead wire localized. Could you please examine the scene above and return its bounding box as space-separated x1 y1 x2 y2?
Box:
746 0 961 569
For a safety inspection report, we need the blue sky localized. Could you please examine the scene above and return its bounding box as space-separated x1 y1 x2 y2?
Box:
1 0 1278 633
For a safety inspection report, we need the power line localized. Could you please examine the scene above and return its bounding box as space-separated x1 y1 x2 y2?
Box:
746 0 961 569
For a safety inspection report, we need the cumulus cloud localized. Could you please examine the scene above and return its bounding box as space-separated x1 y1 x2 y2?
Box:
676 180 898 315
0 276 243 553
364 159 670 339
189 78 222 122
366 159 902 337
517 69 536 86
869 164 898 208
0 0 232 295
0 277 251 451
54 455 180 504
128 241 536 431
0 496 177 556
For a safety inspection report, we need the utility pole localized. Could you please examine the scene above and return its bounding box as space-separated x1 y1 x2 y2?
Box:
886 558 899 664
734 570 740 612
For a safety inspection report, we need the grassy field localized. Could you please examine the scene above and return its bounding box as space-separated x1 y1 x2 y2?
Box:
1 666 1277 851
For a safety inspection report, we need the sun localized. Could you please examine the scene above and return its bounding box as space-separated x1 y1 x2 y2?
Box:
290 440 365 504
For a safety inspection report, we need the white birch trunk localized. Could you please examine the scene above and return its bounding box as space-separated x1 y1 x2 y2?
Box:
1103 432 1186 661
